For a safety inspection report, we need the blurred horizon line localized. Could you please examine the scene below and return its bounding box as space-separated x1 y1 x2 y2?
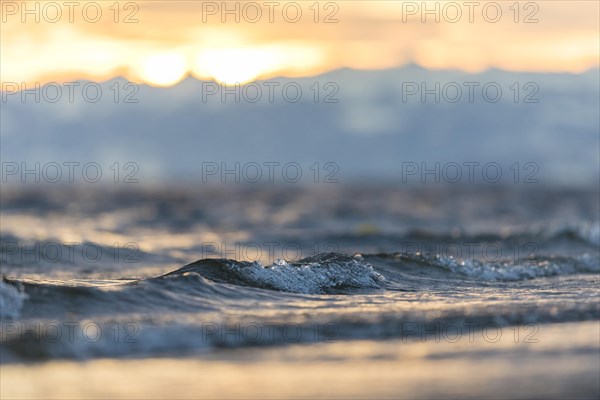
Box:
2 61 599 89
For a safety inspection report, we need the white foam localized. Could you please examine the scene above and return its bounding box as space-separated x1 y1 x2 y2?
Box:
226 255 385 294
430 254 599 282
577 223 600 247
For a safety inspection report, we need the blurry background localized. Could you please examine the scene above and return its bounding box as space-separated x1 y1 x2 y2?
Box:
1 0 599 186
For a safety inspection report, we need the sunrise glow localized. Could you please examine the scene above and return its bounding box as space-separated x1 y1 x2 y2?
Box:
193 45 324 85
139 53 188 87
0 1 598 86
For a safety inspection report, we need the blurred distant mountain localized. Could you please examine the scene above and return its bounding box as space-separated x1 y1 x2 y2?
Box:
1 64 598 185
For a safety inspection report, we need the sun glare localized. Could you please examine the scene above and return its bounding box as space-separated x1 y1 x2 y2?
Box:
193 45 322 85
139 53 188 87
193 47 279 85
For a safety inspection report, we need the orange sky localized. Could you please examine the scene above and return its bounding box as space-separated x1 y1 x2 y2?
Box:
1 0 598 86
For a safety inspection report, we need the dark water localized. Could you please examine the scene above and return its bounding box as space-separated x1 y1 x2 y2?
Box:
1 185 599 365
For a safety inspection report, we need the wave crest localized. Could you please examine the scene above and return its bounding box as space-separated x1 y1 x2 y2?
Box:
163 253 385 294
388 253 599 281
